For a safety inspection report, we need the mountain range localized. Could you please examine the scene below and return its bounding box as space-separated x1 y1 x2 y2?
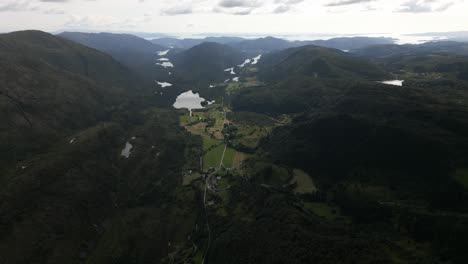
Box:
2 29 468 264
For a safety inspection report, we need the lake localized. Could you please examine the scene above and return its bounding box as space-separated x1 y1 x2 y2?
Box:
121 142 133 158
380 80 404 86
173 90 207 115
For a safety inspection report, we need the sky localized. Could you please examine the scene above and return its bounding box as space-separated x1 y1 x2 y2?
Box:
0 0 467 36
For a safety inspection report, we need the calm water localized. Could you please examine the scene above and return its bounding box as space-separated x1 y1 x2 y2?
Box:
380 80 404 86
173 90 207 115
121 142 133 158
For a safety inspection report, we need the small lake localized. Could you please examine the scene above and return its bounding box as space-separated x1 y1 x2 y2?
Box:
251 54 262 65
121 142 133 158
156 61 174 68
158 49 170 56
173 90 207 115
156 81 172 88
380 80 404 86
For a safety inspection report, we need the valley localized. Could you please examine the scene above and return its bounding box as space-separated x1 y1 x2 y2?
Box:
2 30 468 264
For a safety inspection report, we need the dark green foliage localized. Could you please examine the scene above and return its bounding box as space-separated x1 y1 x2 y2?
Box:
58 31 171 85
257 45 390 82
0 30 144 166
58 32 167 68
354 41 468 58
4 29 468 264
229 36 394 54
171 42 246 88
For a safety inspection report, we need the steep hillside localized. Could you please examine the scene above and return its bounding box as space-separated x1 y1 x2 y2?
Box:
58 32 166 67
257 45 389 81
229 36 292 53
58 32 171 85
354 41 468 58
1 30 140 90
151 36 244 50
228 36 394 54
171 42 246 87
0 109 200 264
307 36 394 50
0 30 145 166
0 31 201 264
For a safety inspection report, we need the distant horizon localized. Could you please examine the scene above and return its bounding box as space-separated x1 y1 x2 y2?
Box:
4 28 467 45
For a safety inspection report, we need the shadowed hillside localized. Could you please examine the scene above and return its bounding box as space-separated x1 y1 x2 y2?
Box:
0 30 146 166
171 42 246 87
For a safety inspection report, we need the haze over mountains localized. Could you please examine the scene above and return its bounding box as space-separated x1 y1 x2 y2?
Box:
2 27 468 264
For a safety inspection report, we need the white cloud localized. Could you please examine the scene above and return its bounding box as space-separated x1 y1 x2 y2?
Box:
0 1 38 12
397 0 456 13
0 0 467 34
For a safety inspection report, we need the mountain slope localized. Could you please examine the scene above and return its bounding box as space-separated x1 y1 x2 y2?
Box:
354 41 468 58
0 31 200 264
1 30 140 90
151 36 244 49
0 30 145 166
58 32 166 68
229 36 292 53
171 42 246 87
306 36 394 50
58 32 172 85
228 36 395 54
257 45 389 81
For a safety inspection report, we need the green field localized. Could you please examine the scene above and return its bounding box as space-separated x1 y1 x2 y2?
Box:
209 110 225 130
179 112 204 124
204 144 225 169
182 172 202 186
203 137 220 151
225 80 261 94
193 251 203 264
304 202 340 220
454 168 468 190
233 125 271 149
222 147 236 168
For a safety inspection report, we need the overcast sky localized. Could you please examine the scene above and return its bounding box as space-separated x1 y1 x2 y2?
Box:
0 0 467 35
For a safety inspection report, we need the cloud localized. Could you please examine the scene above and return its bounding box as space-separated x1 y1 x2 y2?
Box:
0 1 39 12
272 0 304 13
212 6 255 15
273 5 291 13
397 0 456 13
161 5 193 15
218 0 262 8
43 8 66 15
64 13 151 29
275 0 304 4
326 0 376 7
214 0 263 15
39 0 70 2
435 1 455 11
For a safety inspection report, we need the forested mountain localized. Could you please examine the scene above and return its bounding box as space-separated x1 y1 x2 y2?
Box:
0 30 199 264
0 30 146 165
151 36 244 49
171 42 247 87
306 36 394 50
151 35 394 53
354 41 468 58
257 45 389 81
229 36 293 53
58 32 167 67
58 32 171 84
